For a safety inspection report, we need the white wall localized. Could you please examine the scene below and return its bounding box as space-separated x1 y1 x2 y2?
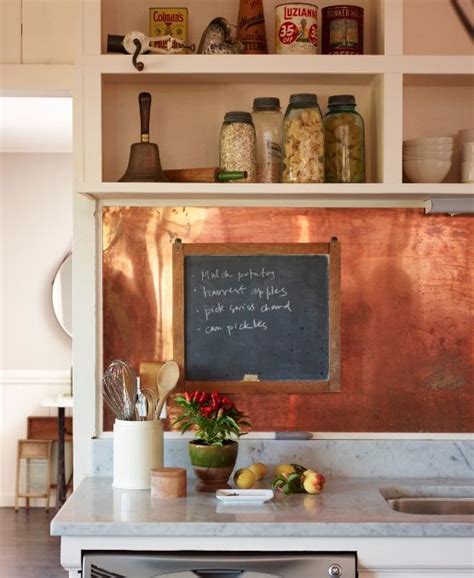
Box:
0 152 73 506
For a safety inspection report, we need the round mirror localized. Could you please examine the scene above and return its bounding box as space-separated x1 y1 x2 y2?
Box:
52 251 72 338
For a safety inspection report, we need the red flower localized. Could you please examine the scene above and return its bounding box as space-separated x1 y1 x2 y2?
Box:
200 405 213 417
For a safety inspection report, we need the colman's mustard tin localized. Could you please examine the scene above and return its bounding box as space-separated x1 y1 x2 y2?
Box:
275 3 318 54
149 7 188 54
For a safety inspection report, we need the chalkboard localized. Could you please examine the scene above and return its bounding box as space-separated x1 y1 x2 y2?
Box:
173 241 341 393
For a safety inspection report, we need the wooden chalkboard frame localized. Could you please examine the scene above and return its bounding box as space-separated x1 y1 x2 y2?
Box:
173 239 341 394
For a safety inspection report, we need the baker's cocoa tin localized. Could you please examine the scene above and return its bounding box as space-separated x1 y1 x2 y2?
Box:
149 7 188 54
275 3 318 54
322 5 364 54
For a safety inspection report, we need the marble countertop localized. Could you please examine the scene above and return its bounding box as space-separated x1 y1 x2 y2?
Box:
51 477 474 538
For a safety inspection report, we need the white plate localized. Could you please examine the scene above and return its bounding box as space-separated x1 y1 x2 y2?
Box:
216 489 274 503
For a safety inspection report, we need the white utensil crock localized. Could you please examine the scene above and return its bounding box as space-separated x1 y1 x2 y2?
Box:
113 419 163 489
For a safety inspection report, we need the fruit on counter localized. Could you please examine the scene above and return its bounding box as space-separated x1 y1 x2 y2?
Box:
234 468 256 489
248 462 267 480
272 463 326 496
274 464 296 477
302 471 326 494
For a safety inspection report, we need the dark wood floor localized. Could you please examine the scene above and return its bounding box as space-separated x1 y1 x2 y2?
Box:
0 508 67 578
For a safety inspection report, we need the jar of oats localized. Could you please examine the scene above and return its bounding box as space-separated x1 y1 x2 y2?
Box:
219 111 257 183
252 97 283 183
324 94 365 183
282 93 324 183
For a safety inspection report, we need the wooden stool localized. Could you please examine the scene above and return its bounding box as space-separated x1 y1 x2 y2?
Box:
15 439 53 512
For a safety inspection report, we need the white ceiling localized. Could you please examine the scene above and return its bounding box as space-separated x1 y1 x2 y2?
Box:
0 97 73 153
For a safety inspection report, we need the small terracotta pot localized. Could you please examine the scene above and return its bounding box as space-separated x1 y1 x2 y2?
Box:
188 440 238 492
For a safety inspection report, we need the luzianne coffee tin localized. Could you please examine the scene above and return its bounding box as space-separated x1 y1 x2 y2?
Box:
275 3 318 54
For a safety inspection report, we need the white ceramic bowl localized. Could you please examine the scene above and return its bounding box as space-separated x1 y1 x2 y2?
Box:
461 161 474 183
403 143 453 152
403 150 452 161
404 136 453 147
458 128 474 143
403 159 452 183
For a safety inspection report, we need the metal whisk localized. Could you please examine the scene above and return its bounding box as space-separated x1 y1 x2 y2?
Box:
102 368 135 420
107 360 137 405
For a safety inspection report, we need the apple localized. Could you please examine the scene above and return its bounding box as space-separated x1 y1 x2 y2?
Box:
303 471 326 494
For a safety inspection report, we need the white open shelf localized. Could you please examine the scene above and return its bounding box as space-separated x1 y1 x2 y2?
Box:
80 183 474 207
89 54 473 79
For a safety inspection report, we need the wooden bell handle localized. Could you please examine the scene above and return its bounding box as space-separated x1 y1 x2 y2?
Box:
139 92 151 143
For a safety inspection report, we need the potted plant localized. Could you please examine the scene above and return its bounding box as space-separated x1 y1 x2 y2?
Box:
173 391 251 491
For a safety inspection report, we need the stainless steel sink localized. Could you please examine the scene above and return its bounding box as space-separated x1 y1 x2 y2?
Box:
387 497 474 515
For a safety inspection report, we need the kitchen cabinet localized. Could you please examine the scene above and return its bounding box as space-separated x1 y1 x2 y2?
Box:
0 0 21 63
22 0 75 64
72 0 474 485
0 0 75 95
0 0 75 65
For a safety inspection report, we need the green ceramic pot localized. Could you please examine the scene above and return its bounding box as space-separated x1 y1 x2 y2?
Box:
188 440 238 492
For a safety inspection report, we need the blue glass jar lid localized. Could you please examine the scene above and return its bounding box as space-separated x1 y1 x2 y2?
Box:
328 94 356 107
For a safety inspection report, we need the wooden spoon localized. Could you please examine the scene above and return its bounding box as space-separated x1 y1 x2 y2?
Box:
154 360 180 419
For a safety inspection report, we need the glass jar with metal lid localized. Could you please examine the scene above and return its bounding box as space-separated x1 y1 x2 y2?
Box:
220 111 257 183
252 97 283 183
282 93 325 183
324 94 365 183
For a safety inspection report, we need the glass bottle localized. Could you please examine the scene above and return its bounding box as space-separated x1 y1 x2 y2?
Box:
219 111 257 183
282 93 325 183
236 0 268 54
324 94 366 183
252 97 283 183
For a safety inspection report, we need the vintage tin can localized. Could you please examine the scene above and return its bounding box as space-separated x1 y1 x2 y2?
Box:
149 7 188 54
322 5 364 54
275 3 318 54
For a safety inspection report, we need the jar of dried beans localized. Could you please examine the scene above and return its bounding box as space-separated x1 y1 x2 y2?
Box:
282 93 325 183
324 94 365 183
252 97 283 183
219 111 257 183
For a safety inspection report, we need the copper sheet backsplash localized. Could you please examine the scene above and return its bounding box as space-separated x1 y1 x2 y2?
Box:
103 207 473 432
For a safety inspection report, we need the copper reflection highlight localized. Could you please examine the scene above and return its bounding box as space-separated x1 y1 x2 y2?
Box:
103 207 473 433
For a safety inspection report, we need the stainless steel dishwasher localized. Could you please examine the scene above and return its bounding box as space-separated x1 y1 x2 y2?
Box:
82 551 357 578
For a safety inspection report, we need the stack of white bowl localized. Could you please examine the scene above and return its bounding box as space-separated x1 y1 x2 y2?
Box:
403 136 453 183
458 128 474 183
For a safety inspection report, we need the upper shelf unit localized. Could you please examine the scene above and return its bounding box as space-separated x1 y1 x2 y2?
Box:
78 0 474 207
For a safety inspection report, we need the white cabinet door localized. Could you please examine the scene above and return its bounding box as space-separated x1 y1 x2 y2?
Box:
0 0 21 63
22 0 75 64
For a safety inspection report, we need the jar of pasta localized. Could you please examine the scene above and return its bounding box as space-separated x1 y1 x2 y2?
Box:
282 93 324 183
220 111 257 183
252 97 283 183
324 94 365 183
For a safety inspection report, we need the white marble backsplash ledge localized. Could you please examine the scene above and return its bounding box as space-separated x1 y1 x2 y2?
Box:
91 437 474 479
